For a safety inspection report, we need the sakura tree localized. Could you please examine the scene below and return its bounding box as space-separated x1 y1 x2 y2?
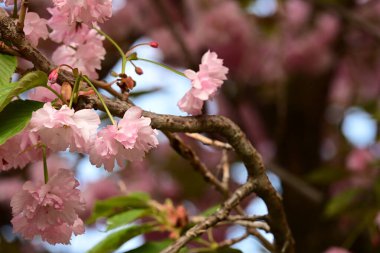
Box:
0 0 379 253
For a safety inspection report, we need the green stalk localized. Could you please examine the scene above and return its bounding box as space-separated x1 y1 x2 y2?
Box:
93 27 127 74
42 145 48 184
136 57 186 77
82 75 116 125
44 85 66 104
69 74 82 108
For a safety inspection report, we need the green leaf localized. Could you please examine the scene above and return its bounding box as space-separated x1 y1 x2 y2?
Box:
0 100 43 145
107 209 149 231
0 54 17 86
88 224 155 253
0 70 48 112
129 87 161 98
123 240 172 253
325 188 361 218
306 166 346 185
201 205 220 217
87 192 151 224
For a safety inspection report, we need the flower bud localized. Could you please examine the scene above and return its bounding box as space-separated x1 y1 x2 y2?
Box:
48 69 59 84
135 67 143 75
150 41 159 48
61 82 72 103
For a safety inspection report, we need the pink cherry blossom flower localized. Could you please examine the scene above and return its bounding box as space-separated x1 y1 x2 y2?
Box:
178 51 228 115
0 130 42 171
30 103 100 153
28 83 62 103
324 247 351 253
11 169 85 244
177 91 204 116
185 51 229 100
89 106 158 171
52 0 112 25
47 7 92 44
23 12 49 47
52 30 105 79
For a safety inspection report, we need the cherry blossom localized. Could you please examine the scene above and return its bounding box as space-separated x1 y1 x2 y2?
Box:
177 91 204 116
47 7 92 44
28 82 61 102
0 130 42 171
52 29 105 78
89 106 158 171
29 103 100 153
52 0 112 25
11 169 85 244
178 51 228 115
23 12 49 47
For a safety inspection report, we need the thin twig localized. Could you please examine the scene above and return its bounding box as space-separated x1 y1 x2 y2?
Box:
185 133 233 150
221 150 230 190
17 0 27 31
218 233 249 248
164 131 228 197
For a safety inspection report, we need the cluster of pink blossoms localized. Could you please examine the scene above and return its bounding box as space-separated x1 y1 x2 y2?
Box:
90 107 159 171
20 0 112 78
48 0 111 78
178 51 229 115
29 103 158 166
30 103 100 153
11 169 85 244
2 103 158 244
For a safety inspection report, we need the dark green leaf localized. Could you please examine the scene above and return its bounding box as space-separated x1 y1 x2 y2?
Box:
107 209 149 231
123 240 172 253
325 188 361 218
88 224 155 253
0 71 48 112
0 54 17 86
0 100 43 145
87 193 150 224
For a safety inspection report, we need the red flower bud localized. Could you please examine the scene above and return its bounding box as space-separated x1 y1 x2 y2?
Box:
135 67 143 75
150 41 159 48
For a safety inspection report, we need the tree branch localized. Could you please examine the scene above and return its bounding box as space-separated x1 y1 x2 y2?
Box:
0 13 294 253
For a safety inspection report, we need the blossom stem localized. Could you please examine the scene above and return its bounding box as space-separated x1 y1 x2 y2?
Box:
69 74 82 108
93 27 127 74
135 57 186 78
44 85 66 104
82 75 116 125
42 145 48 184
